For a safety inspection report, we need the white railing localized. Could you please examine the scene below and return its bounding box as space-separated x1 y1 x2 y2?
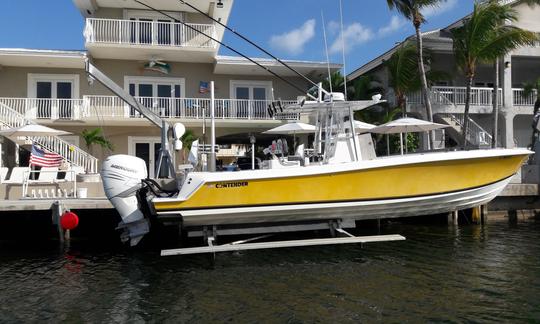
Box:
0 102 98 173
513 88 537 106
408 86 502 106
439 112 492 147
0 97 300 121
83 96 299 120
85 18 217 49
0 98 85 120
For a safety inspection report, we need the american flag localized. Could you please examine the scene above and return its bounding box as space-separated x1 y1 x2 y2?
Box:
29 144 63 167
199 81 209 94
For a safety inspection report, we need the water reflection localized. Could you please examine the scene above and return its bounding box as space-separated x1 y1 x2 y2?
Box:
0 219 539 322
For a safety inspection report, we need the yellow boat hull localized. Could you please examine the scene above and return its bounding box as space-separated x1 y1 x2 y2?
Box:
153 150 529 226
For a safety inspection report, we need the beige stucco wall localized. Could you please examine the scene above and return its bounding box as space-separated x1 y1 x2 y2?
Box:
0 60 309 100
92 7 123 19
0 67 90 98
514 2 540 33
91 59 309 99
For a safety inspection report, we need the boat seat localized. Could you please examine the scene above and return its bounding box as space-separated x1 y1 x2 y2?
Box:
62 166 85 181
287 156 305 166
3 167 28 184
36 167 58 183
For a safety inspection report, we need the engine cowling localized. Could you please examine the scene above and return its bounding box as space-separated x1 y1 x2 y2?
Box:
101 155 149 246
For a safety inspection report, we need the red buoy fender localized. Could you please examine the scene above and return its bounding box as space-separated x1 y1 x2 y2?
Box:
60 211 79 230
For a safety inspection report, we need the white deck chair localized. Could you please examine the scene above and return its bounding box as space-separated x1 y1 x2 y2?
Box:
0 167 8 183
3 167 28 184
63 166 84 181
37 167 59 183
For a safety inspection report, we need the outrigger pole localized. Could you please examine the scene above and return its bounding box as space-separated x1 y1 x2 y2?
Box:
132 0 325 101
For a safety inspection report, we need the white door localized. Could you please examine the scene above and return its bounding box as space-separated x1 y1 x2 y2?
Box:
127 78 183 118
231 81 271 118
130 137 171 178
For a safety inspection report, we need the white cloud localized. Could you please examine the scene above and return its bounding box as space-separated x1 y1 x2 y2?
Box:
327 21 340 35
269 19 316 56
329 22 373 55
422 0 458 18
378 16 407 36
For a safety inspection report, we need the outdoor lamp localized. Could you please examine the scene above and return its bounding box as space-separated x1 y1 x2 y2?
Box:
217 0 223 8
249 135 256 144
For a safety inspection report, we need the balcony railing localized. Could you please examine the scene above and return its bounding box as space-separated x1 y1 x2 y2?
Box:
0 98 85 120
0 97 299 121
408 86 502 107
84 96 299 120
84 18 217 49
513 88 537 106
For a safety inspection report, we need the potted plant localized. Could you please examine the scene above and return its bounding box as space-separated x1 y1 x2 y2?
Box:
77 127 114 182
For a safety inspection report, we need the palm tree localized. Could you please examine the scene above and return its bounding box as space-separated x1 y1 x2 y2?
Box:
452 1 538 148
180 129 197 162
380 42 447 152
385 42 447 117
320 71 345 94
386 0 443 149
80 127 114 156
523 78 540 147
347 75 384 101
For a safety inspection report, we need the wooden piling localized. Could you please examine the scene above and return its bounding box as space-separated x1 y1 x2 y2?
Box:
471 206 481 224
480 204 488 225
448 210 459 225
51 201 64 243
508 210 518 224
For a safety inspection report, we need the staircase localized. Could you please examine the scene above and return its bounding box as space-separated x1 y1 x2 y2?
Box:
430 90 493 148
0 102 99 173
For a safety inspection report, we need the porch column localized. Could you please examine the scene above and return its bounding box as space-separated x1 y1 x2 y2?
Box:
502 54 514 148
502 111 515 148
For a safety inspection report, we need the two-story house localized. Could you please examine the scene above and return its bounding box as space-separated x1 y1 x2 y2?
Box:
0 0 339 177
347 0 540 150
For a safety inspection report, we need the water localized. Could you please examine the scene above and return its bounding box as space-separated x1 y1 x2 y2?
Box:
1 219 540 322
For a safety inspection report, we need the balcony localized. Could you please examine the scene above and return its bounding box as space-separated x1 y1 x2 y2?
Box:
513 88 537 107
84 18 217 62
0 97 299 124
408 86 504 114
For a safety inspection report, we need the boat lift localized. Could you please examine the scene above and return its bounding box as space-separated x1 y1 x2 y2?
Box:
85 60 178 178
161 220 405 256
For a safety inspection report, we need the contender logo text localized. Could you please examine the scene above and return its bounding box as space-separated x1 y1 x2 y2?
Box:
215 181 248 189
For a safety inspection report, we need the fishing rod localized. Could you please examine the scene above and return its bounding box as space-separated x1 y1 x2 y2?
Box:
132 0 319 100
178 0 324 92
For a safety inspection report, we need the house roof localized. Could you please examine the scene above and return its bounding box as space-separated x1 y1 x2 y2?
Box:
214 55 342 79
347 29 449 81
0 49 86 69
347 0 524 81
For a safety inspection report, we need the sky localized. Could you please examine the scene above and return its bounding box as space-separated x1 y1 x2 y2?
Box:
0 0 474 74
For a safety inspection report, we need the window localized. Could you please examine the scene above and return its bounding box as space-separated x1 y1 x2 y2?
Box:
125 76 185 118
125 10 184 46
28 74 79 119
230 80 272 119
